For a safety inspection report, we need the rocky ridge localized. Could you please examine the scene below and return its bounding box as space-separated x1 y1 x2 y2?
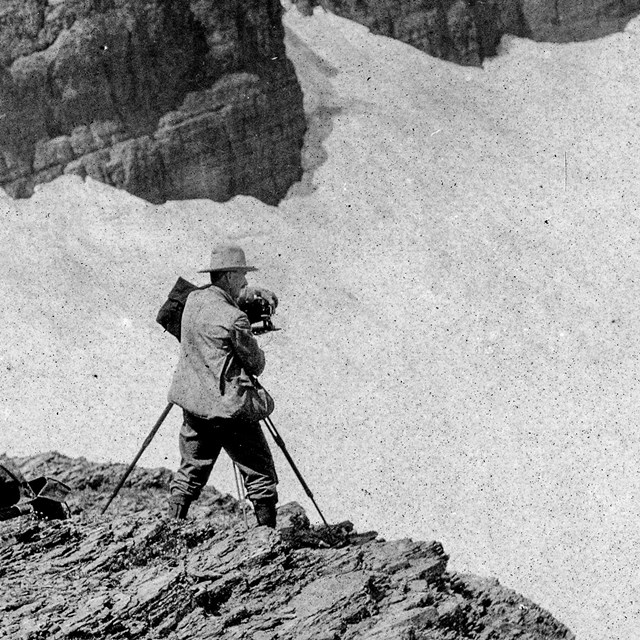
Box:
0 0 306 203
301 0 640 65
1 452 574 640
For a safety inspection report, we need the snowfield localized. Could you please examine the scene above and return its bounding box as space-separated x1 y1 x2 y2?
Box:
2 9 640 640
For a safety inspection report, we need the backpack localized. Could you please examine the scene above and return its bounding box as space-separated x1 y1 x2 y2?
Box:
156 277 204 341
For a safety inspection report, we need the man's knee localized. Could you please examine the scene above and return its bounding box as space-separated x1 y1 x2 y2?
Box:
173 412 219 500
170 461 213 502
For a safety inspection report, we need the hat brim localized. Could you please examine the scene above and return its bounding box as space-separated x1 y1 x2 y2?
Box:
197 266 258 273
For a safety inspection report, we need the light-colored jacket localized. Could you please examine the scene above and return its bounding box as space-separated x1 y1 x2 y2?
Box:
168 286 265 419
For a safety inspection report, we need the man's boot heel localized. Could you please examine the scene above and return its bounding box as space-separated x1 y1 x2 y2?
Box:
254 499 277 528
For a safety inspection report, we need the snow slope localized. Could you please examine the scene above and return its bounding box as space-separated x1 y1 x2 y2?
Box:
2 8 640 639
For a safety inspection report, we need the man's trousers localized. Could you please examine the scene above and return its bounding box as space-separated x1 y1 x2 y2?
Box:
170 410 278 505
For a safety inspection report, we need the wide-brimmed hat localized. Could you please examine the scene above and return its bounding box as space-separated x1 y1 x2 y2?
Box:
197 245 258 273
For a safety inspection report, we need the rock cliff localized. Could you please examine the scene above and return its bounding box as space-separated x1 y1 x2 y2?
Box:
1 452 575 640
0 0 306 204
304 0 640 65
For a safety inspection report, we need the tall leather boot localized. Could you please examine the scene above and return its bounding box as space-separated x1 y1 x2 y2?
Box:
253 499 277 528
168 497 191 520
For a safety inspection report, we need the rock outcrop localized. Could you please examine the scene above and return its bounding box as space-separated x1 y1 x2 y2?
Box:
0 452 575 640
304 0 640 65
0 0 306 204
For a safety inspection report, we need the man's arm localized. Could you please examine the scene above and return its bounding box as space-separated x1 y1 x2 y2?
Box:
231 314 266 377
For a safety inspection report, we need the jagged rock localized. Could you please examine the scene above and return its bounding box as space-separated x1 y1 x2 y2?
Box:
0 0 306 204
0 453 575 640
303 0 640 66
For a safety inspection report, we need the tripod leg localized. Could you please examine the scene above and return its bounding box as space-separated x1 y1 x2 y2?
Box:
101 403 174 514
262 416 329 527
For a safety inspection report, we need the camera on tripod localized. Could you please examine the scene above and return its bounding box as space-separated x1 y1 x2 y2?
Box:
237 287 278 333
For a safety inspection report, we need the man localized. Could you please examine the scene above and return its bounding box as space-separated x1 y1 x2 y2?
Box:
167 245 278 526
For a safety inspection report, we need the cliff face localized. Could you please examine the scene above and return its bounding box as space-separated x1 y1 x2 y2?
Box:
307 0 640 65
0 0 306 204
0 452 575 640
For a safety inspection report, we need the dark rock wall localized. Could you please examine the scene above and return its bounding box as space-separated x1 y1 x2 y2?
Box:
0 0 306 204
309 0 640 65
518 0 640 41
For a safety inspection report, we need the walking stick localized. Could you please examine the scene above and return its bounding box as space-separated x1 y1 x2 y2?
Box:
101 403 174 514
262 414 330 528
